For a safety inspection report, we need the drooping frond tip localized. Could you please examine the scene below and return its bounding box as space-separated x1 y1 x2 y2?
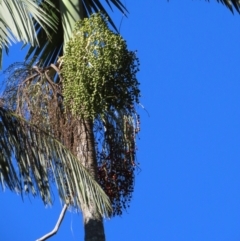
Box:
0 106 112 217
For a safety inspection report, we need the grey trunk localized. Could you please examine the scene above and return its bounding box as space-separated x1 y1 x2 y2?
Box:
76 119 106 241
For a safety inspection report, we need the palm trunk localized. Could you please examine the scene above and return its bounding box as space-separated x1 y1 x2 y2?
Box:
58 1 106 240
75 119 105 241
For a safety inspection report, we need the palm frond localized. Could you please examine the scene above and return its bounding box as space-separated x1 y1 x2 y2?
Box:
206 0 240 13
0 0 58 69
25 0 127 67
0 106 112 217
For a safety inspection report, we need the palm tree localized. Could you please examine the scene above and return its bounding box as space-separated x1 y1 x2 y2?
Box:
3 12 140 241
1 1 134 240
27 1 240 239
7 2 131 241
1 1 238 240
0 1 115 240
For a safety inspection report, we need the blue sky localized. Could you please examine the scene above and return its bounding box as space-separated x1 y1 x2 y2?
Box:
1 1 240 241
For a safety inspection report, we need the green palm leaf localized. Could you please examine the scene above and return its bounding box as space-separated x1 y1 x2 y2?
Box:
0 106 112 217
0 0 58 69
